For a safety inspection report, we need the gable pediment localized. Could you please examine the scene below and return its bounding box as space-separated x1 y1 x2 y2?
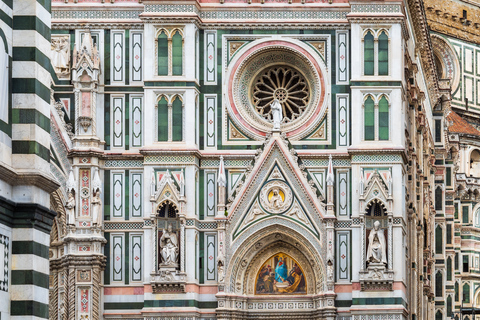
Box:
227 135 324 243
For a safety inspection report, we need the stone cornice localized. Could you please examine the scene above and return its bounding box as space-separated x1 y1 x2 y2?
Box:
425 0 480 44
0 162 60 194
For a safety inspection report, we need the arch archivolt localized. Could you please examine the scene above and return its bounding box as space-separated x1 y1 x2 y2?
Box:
225 223 325 296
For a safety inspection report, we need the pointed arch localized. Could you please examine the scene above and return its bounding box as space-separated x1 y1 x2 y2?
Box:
171 30 183 76
378 95 389 140
157 30 168 75
378 31 389 75
363 30 374 75
364 95 375 140
157 95 169 141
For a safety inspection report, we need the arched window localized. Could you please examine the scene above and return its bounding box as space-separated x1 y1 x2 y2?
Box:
364 96 375 140
0 35 8 123
172 31 183 76
378 31 389 75
435 225 443 254
447 257 452 281
435 187 443 211
364 31 374 75
447 295 453 317
471 149 480 177
172 96 183 141
378 96 389 140
157 96 168 141
435 310 442 320
435 271 443 297
475 208 480 227
455 281 459 301
157 31 168 76
463 283 471 303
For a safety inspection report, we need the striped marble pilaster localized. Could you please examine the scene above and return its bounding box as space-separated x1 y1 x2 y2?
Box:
10 204 56 320
11 0 52 173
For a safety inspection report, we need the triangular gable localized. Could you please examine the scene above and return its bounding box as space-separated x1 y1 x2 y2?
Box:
233 162 319 239
153 170 181 205
361 170 390 207
227 136 324 242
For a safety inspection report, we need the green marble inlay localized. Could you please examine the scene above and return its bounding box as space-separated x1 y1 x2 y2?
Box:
13 16 50 42
157 96 168 141
11 140 50 162
11 270 49 289
12 109 50 133
172 96 182 141
11 301 49 318
12 241 49 259
11 78 51 104
172 31 183 76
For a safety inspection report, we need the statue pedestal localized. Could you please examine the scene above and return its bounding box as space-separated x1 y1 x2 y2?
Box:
151 266 186 293
359 263 394 291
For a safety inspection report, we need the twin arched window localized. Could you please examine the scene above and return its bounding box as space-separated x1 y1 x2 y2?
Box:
157 29 183 76
364 30 389 76
364 95 389 141
157 95 183 142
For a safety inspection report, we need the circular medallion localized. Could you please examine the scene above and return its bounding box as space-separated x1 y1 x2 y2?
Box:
226 40 327 141
259 180 293 214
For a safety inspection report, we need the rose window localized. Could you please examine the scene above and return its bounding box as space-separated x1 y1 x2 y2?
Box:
252 66 310 122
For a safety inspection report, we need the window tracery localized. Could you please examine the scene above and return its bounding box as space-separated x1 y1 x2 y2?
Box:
252 66 310 122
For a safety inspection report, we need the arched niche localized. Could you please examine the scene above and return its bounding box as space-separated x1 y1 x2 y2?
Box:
470 149 480 177
156 200 180 270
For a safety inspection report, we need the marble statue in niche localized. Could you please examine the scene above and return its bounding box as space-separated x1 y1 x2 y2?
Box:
271 99 282 131
65 191 76 225
366 220 387 265
255 253 306 295
160 223 179 266
91 190 102 227
51 36 70 78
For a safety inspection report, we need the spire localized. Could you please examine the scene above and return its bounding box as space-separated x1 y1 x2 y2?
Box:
66 169 76 192
218 156 226 187
92 167 102 193
326 154 334 186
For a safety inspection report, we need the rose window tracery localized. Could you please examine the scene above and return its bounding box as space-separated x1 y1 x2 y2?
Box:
252 66 310 122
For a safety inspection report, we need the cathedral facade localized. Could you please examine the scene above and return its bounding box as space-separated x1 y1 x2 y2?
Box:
1 0 480 319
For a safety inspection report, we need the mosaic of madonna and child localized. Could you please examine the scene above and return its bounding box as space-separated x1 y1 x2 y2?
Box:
255 253 306 294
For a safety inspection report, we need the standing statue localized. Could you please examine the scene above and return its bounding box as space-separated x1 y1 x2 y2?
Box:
91 190 102 227
366 220 387 265
65 191 76 225
271 99 282 131
160 224 179 266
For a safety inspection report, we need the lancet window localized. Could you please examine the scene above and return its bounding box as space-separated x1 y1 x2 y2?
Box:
363 95 390 141
363 29 390 76
157 95 184 142
156 28 184 77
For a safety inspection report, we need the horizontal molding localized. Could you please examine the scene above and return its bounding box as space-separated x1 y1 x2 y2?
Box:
12 16 50 42
11 78 51 104
104 302 144 310
144 81 198 88
11 270 49 288
12 140 50 162
143 300 218 309
352 297 407 307
11 300 49 318
12 241 49 259
0 164 60 194
12 109 50 133
350 81 402 87
105 86 144 92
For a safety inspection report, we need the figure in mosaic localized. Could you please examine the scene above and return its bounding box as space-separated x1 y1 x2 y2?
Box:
366 220 387 265
160 223 179 266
